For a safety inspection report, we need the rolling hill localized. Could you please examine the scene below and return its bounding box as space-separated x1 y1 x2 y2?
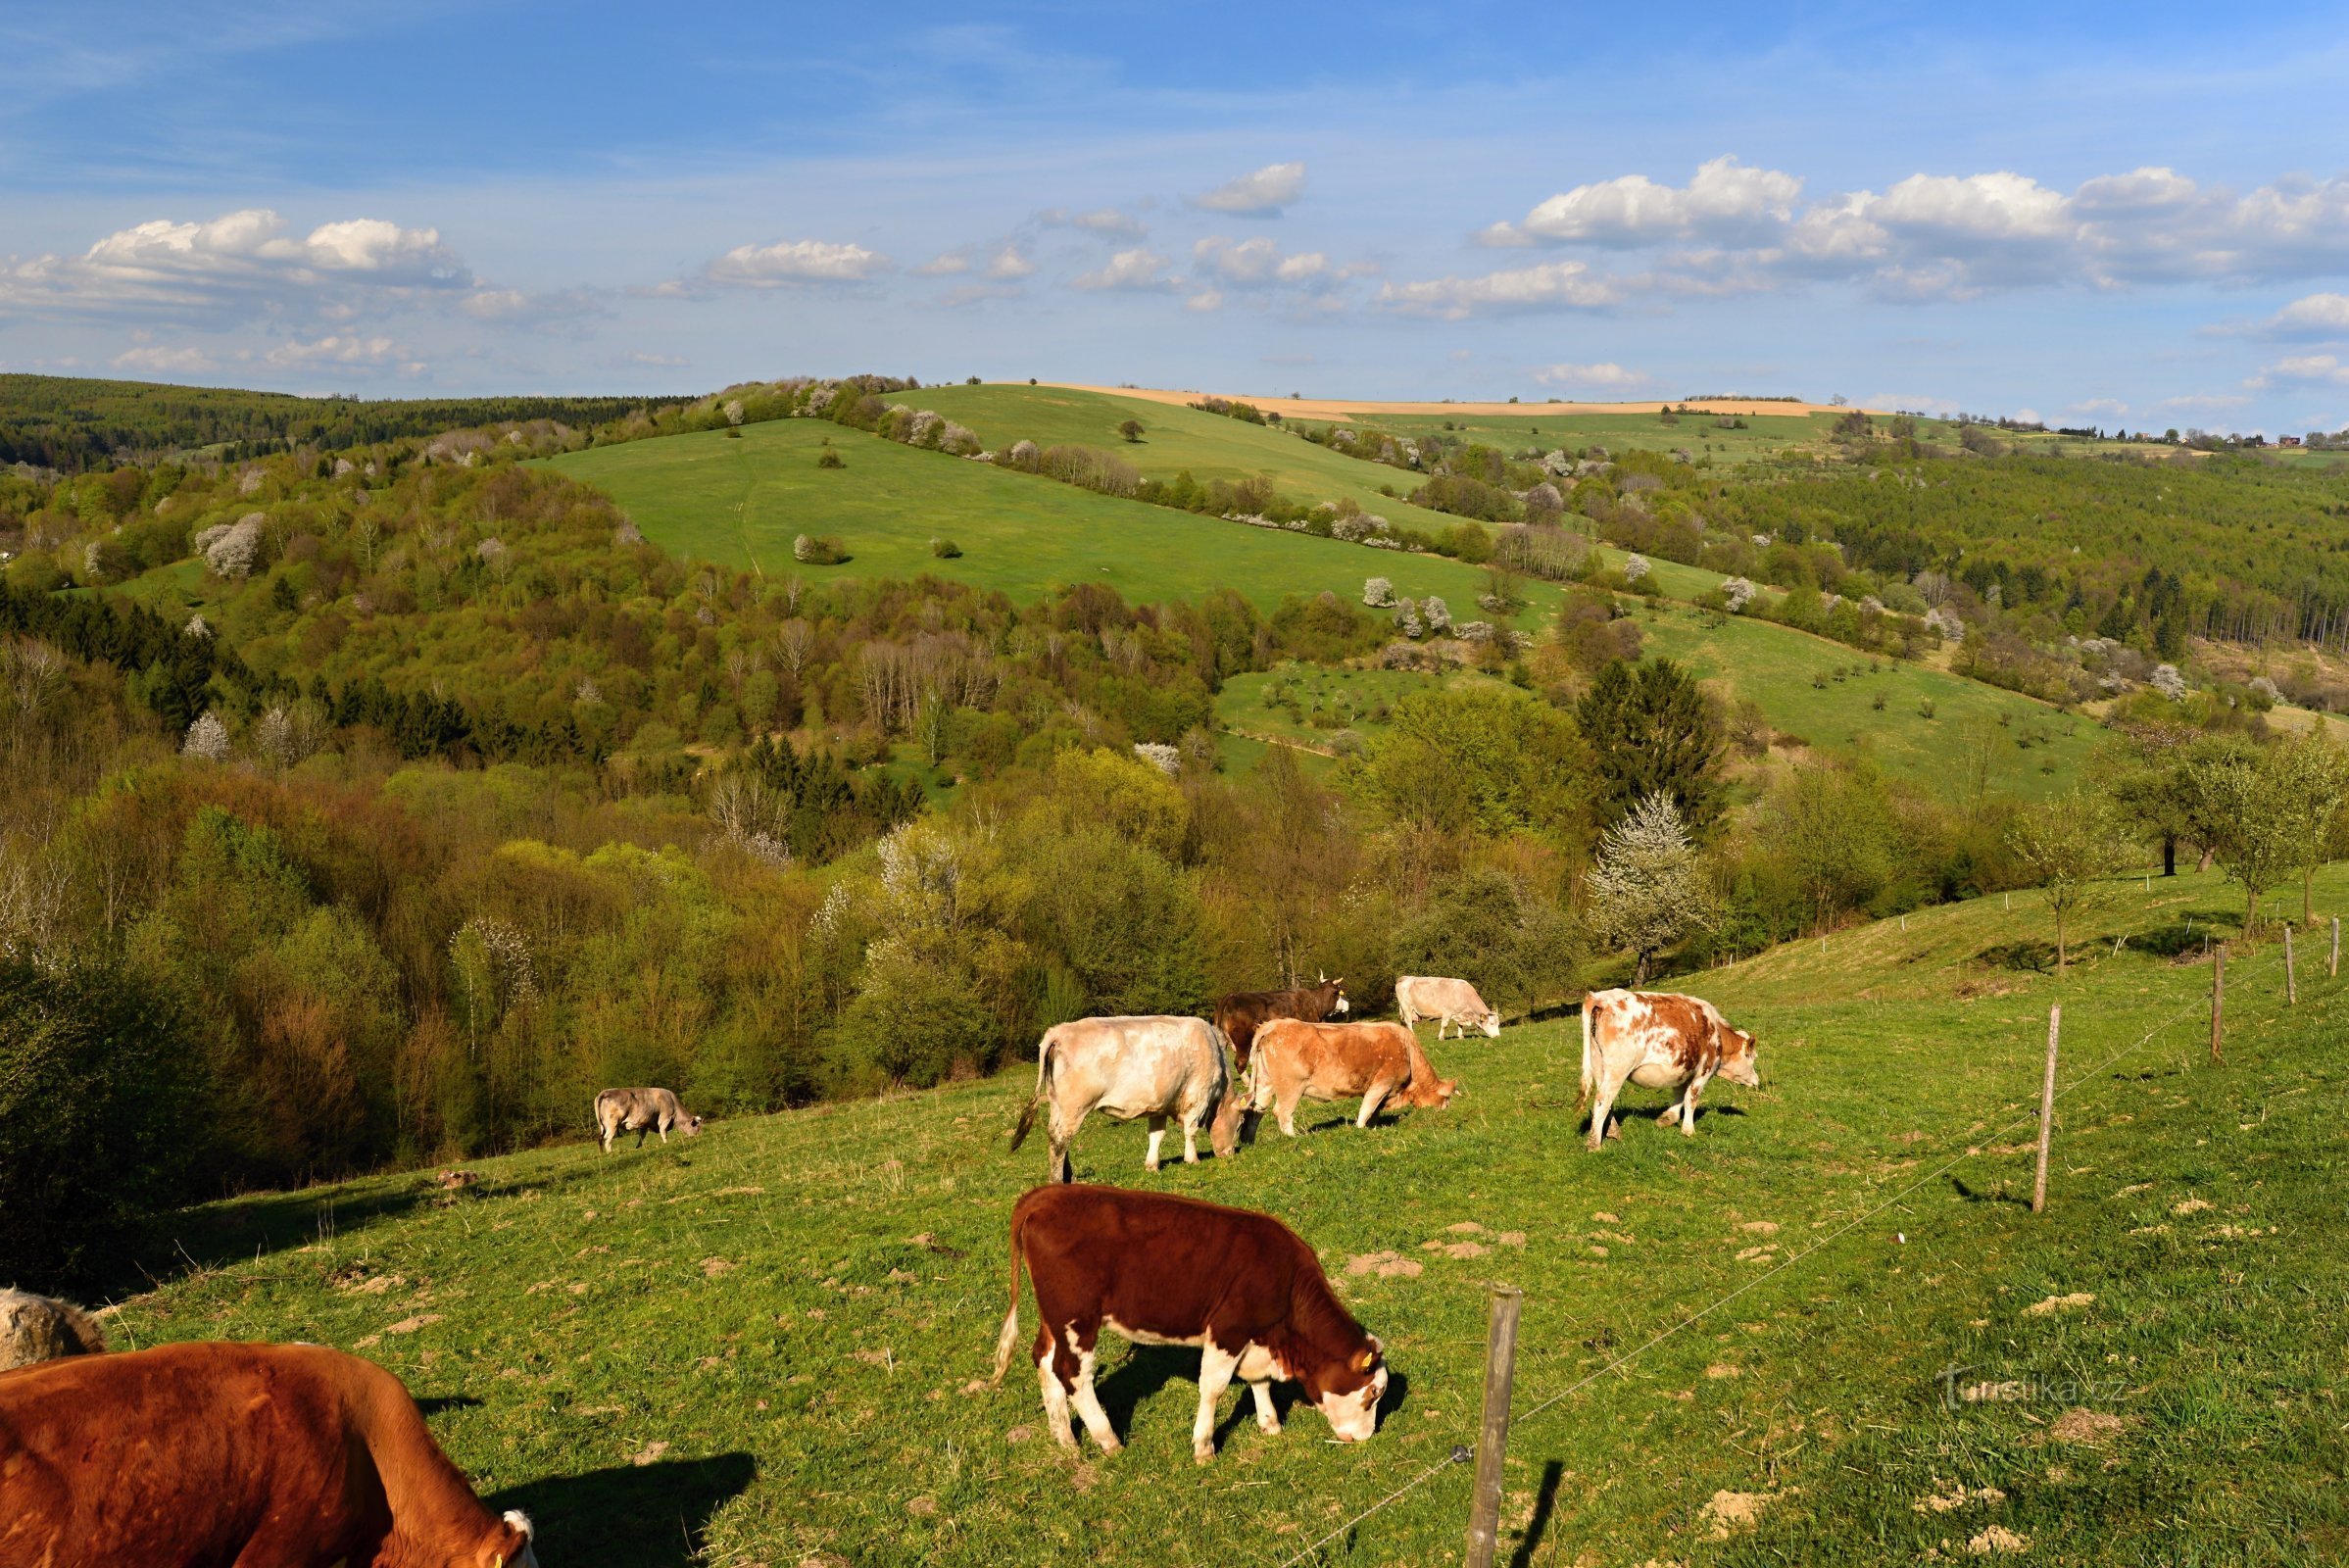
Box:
95 864 2349 1566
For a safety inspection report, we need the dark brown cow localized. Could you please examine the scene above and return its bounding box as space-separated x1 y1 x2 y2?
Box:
990 1185 1387 1464
1213 975 1349 1069
0 1341 538 1568
1579 988 1760 1152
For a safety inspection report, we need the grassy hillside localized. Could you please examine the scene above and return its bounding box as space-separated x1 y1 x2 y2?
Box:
100 865 2349 1565
541 416 1528 623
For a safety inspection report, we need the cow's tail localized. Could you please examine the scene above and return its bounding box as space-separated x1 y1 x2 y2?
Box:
1007 1031 1055 1152
991 1203 1028 1386
1578 993 1596 1105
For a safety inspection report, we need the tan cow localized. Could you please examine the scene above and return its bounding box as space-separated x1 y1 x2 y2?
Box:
0 1289 106 1373
1395 975 1500 1039
1008 1015 1238 1183
1248 1019 1458 1137
594 1086 703 1152
1579 988 1759 1151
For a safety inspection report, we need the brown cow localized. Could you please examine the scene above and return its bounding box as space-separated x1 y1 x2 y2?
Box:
1212 974 1349 1069
990 1185 1387 1464
1579 988 1760 1152
594 1086 702 1152
1248 1019 1458 1136
0 1341 538 1568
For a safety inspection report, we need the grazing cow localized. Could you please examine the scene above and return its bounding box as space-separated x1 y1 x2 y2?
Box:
1248 1019 1458 1136
990 1184 1387 1463
1009 1015 1236 1183
0 1341 537 1568
1212 974 1349 1069
0 1288 107 1373
594 1086 703 1152
1578 988 1760 1152
1395 975 1501 1040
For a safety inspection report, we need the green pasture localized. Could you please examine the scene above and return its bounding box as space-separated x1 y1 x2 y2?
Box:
540 418 1530 623
1318 405 1848 465
102 864 2349 1564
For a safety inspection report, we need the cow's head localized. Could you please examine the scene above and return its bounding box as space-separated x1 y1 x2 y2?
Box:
681 1114 706 1138
1317 973 1349 1015
1314 1336 1387 1443
1475 1008 1501 1039
1718 1026 1760 1089
481 1509 538 1568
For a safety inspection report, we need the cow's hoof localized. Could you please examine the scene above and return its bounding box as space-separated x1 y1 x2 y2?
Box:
1099 1436 1124 1455
1193 1444 1215 1465
1257 1417 1282 1436
1656 1109 1678 1125
1605 1119 1623 1141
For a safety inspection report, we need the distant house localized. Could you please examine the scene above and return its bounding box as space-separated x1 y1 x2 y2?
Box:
2279 435 2303 447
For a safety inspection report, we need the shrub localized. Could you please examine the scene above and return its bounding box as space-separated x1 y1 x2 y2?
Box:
930 538 962 559
1363 576 1395 608
793 534 847 565
0 959 210 1291
815 447 846 469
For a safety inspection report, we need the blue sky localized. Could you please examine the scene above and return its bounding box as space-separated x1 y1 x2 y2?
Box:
3 1 2346 433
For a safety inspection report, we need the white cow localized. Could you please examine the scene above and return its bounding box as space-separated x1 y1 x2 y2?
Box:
594 1086 704 1152
1009 1015 1237 1183
1395 975 1501 1039
1578 989 1759 1152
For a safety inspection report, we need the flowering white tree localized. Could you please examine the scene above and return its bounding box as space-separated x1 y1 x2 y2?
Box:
198 512 267 578
2151 663 2188 701
181 710 231 762
1587 792 1714 983
1721 576 1756 612
1363 576 1395 608
1422 595 1452 634
1622 554 1651 585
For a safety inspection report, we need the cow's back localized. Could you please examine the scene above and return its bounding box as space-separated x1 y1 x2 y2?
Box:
1257 1019 1411 1096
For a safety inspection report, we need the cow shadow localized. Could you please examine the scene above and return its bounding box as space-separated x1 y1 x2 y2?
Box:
486 1452 756 1568
1508 1458 1568 1568
414 1395 483 1417
1948 1174 2029 1207
1094 1353 1411 1448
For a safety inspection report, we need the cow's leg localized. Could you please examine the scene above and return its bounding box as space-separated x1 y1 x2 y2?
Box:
1277 1089 1300 1138
1357 1082 1393 1128
1145 1114 1168 1172
1180 1110 1202 1164
1037 1342 1077 1452
1050 1106 1081 1184
1678 1076 1705 1136
1249 1379 1282 1436
1586 1066 1632 1152
1067 1337 1121 1454
657 1114 670 1145
1192 1343 1240 1464
634 1122 650 1149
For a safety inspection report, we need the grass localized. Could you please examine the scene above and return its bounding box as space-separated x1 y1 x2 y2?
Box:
99 864 2349 1565
540 416 1533 624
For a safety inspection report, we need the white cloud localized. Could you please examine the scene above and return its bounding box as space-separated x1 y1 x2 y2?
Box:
916 253 970 276
2248 354 2349 388
2259 291 2349 339
2154 392 2253 413
1485 156 1802 249
626 351 689 367
985 245 1035 280
0 208 467 320
1036 206 1149 238
1185 290 1224 314
111 343 215 374
2065 397 2130 417
701 238 892 288
1188 161 1306 217
1530 362 1648 391
1375 259 1622 318
1070 247 1175 292
1464 161 2349 305
263 334 422 374
1192 236 1337 288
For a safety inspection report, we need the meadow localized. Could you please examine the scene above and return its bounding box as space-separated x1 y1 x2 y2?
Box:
98 864 2349 1566
540 416 1532 624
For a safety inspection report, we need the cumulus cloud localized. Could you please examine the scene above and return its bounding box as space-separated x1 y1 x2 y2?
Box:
111 344 216 374
2154 392 2253 413
1529 362 1649 390
1070 248 1176 292
1188 162 1306 217
1190 236 1341 288
2248 354 2349 388
2258 291 2349 339
0 208 468 320
986 245 1035 280
1375 259 1621 318
1481 156 1802 249
700 238 892 288
1456 160 2349 307
915 253 970 276
1036 206 1149 238
1185 290 1224 313
2066 397 2130 417
264 333 421 372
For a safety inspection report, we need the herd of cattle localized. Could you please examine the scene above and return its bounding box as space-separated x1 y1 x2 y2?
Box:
0 977 1760 1562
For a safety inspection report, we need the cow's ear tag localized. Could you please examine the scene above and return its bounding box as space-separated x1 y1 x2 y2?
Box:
1353 1347 1376 1372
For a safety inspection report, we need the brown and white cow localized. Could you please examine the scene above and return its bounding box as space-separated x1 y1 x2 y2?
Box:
1395 975 1501 1040
0 1341 537 1568
1008 1015 1237 1183
1578 988 1760 1152
1248 1019 1459 1136
594 1086 703 1152
990 1184 1387 1464
1213 974 1349 1069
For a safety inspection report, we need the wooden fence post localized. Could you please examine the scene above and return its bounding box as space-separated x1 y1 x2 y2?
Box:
2031 1004 2060 1214
2210 944 2226 1066
2285 925 2298 1004
1463 1285 1525 1568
